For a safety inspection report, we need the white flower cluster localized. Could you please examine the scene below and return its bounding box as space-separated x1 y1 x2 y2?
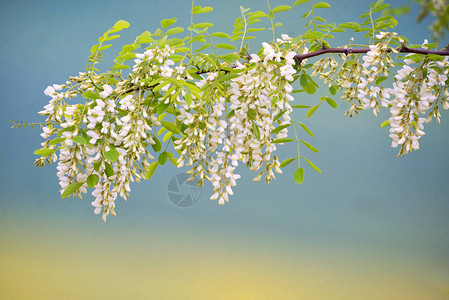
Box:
386 53 449 154
175 39 298 205
336 33 449 155
38 45 182 221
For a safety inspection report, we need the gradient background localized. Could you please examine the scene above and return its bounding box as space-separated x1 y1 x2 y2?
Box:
1 0 449 299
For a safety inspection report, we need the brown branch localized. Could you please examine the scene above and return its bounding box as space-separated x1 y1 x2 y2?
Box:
294 46 449 64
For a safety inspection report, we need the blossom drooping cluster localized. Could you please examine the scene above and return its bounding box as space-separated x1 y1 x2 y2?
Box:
329 33 449 156
36 35 307 220
175 38 299 205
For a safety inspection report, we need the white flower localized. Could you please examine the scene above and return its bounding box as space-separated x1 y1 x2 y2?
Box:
100 84 113 98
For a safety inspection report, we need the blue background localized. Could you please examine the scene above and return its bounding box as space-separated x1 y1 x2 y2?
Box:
1 0 448 298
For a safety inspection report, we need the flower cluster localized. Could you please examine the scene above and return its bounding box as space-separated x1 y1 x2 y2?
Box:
36 35 307 220
175 38 299 205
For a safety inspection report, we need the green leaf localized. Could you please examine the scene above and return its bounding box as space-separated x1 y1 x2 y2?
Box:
294 167 305 184
272 138 295 144
293 0 310 5
271 124 290 135
151 136 162 152
49 137 65 146
296 122 314 137
112 20 130 30
195 22 214 28
104 162 114 178
105 146 119 162
375 76 388 85
300 74 308 88
161 121 181 134
329 85 338 95
314 2 331 8
34 148 57 157
273 110 287 122
381 120 390 128
247 108 257 120
112 64 129 70
251 121 261 141
144 161 159 180
272 5 291 13
211 32 230 38
161 18 177 29
280 157 297 168
193 6 214 14
158 151 169 165
82 91 99 100
137 31 153 43
303 157 321 173
216 43 237 50
165 27 184 35
61 182 85 199
86 174 100 188
194 43 212 53
301 140 319 152
306 105 319 118
324 97 337 108
292 105 310 108
72 136 88 145
184 93 193 106
303 83 316 94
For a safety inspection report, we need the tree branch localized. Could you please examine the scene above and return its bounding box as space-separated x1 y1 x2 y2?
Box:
294 46 449 64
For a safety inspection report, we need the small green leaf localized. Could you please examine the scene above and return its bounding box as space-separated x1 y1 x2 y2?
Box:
216 43 237 50
329 85 338 95
34 148 57 157
82 91 98 100
272 138 295 144
293 0 310 5
184 93 193 106
272 5 291 13
193 6 214 14
158 151 169 165
86 174 100 188
161 121 181 134
271 124 290 134
303 157 321 173
325 97 337 108
251 121 261 141
105 146 119 162
303 82 316 95
381 120 390 128
294 167 305 184
165 27 184 35
151 136 162 152
195 22 214 28
280 157 297 168
161 18 177 29
306 105 319 118
375 76 388 85
137 31 153 43
112 20 130 30
49 137 65 146
314 2 331 8
61 182 85 199
72 136 88 145
144 161 159 180
104 162 114 178
211 32 230 38
247 108 257 120
301 140 319 152
273 110 287 122
292 105 310 108
296 122 314 137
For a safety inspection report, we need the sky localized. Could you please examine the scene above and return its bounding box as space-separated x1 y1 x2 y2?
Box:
1 0 449 299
